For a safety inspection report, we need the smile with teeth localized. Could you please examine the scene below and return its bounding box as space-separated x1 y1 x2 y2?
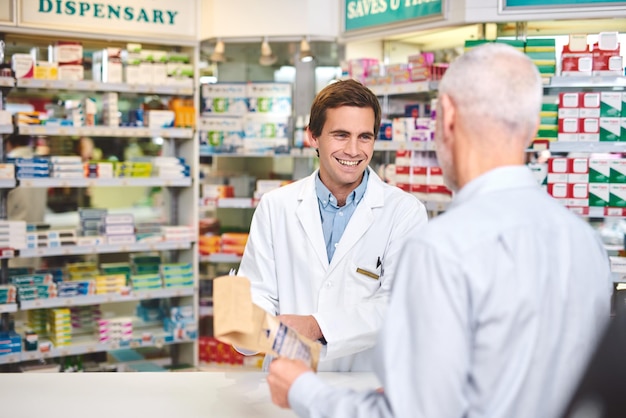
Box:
337 159 360 166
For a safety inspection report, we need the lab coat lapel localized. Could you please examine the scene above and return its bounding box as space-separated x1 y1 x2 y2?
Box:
296 172 329 269
327 170 384 274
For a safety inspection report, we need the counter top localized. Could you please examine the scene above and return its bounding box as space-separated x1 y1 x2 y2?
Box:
0 371 379 417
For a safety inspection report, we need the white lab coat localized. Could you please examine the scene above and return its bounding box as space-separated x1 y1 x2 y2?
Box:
238 168 428 371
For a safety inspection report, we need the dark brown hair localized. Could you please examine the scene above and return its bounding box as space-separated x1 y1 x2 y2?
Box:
308 79 381 139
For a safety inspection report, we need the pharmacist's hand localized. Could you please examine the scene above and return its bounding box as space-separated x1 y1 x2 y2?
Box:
276 314 323 341
267 358 312 409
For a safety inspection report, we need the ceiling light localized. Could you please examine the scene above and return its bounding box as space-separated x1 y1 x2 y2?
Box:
300 37 314 62
259 37 277 66
210 39 225 63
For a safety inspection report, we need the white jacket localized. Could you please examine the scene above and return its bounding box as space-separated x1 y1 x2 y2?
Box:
238 168 428 371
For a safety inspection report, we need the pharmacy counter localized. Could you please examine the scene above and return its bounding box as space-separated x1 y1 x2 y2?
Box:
0 371 379 417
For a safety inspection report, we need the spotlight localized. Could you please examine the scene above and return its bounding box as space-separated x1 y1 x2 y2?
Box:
299 37 314 63
259 37 277 66
210 39 225 63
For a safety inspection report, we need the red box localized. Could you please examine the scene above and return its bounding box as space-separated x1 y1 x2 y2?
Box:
559 92 581 108
548 183 570 198
548 157 569 173
561 45 592 75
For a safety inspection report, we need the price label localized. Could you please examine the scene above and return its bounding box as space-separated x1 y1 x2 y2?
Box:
130 341 140 348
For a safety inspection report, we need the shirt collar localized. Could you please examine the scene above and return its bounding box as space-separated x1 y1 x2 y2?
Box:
315 168 369 208
450 165 539 210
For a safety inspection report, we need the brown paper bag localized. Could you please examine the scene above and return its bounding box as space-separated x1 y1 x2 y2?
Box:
213 275 320 370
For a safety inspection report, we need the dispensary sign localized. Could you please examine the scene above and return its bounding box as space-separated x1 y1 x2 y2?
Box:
20 0 197 39
344 0 443 32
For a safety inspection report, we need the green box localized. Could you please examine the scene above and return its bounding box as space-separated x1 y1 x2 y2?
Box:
589 184 609 206
610 184 626 207
589 159 611 183
600 118 621 142
601 92 622 117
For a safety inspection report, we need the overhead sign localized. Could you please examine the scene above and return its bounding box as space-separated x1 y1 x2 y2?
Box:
20 0 197 39
504 0 626 7
344 0 443 32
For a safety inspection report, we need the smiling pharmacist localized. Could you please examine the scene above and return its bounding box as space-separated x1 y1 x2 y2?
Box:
237 79 428 372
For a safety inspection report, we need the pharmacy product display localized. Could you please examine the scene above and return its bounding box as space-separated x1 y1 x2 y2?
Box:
0 37 199 371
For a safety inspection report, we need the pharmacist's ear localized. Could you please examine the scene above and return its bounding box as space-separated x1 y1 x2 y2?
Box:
307 127 319 150
439 93 455 146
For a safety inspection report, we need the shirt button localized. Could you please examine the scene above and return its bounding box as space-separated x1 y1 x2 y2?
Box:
334 243 338 248
338 211 343 216
326 282 332 288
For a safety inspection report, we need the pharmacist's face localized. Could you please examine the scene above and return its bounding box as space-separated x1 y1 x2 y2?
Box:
434 98 459 192
310 106 375 196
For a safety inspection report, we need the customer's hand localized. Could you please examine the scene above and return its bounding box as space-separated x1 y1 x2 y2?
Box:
267 358 312 409
277 314 323 341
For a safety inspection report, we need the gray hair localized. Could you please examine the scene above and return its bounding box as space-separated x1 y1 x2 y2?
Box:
438 43 543 145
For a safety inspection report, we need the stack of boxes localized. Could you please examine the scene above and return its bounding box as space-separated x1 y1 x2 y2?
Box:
70 305 101 334
163 305 196 342
27 310 48 337
129 271 162 292
97 317 132 345
149 157 190 179
94 273 127 295
79 208 107 237
48 308 72 347
558 91 624 143
100 213 136 245
161 225 194 242
102 92 119 127
53 41 84 81
160 263 193 289
200 82 291 154
524 39 556 84
10 157 50 179
220 233 249 256
98 262 131 295
26 228 77 249
92 47 123 83
393 150 453 204
534 101 559 145
561 32 623 77
50 155 84 179
0 284 16 305
546 156 626 215
0 220 26 250
10 272 56 303
0 331 22 356
0 162 15 182
85 161 114 179
114 161 152 178
592 32 623 76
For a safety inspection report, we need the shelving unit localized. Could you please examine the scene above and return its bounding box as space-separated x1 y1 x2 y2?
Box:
18 125 193 139
18 177 191 189
0 33 200 371
17 240 192 258
19 287 195 310
16 78 193 96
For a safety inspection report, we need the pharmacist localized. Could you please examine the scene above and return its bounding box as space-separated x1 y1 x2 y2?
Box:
267 43 611 418
237 79 427 371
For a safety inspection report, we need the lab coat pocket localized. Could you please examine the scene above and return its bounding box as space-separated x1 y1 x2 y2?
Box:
348 261 381 300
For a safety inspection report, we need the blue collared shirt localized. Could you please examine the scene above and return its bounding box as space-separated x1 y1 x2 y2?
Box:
315 169 369 262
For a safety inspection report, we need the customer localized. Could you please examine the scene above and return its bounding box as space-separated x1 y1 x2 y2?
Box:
267 43 612 417
237 79 428 371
